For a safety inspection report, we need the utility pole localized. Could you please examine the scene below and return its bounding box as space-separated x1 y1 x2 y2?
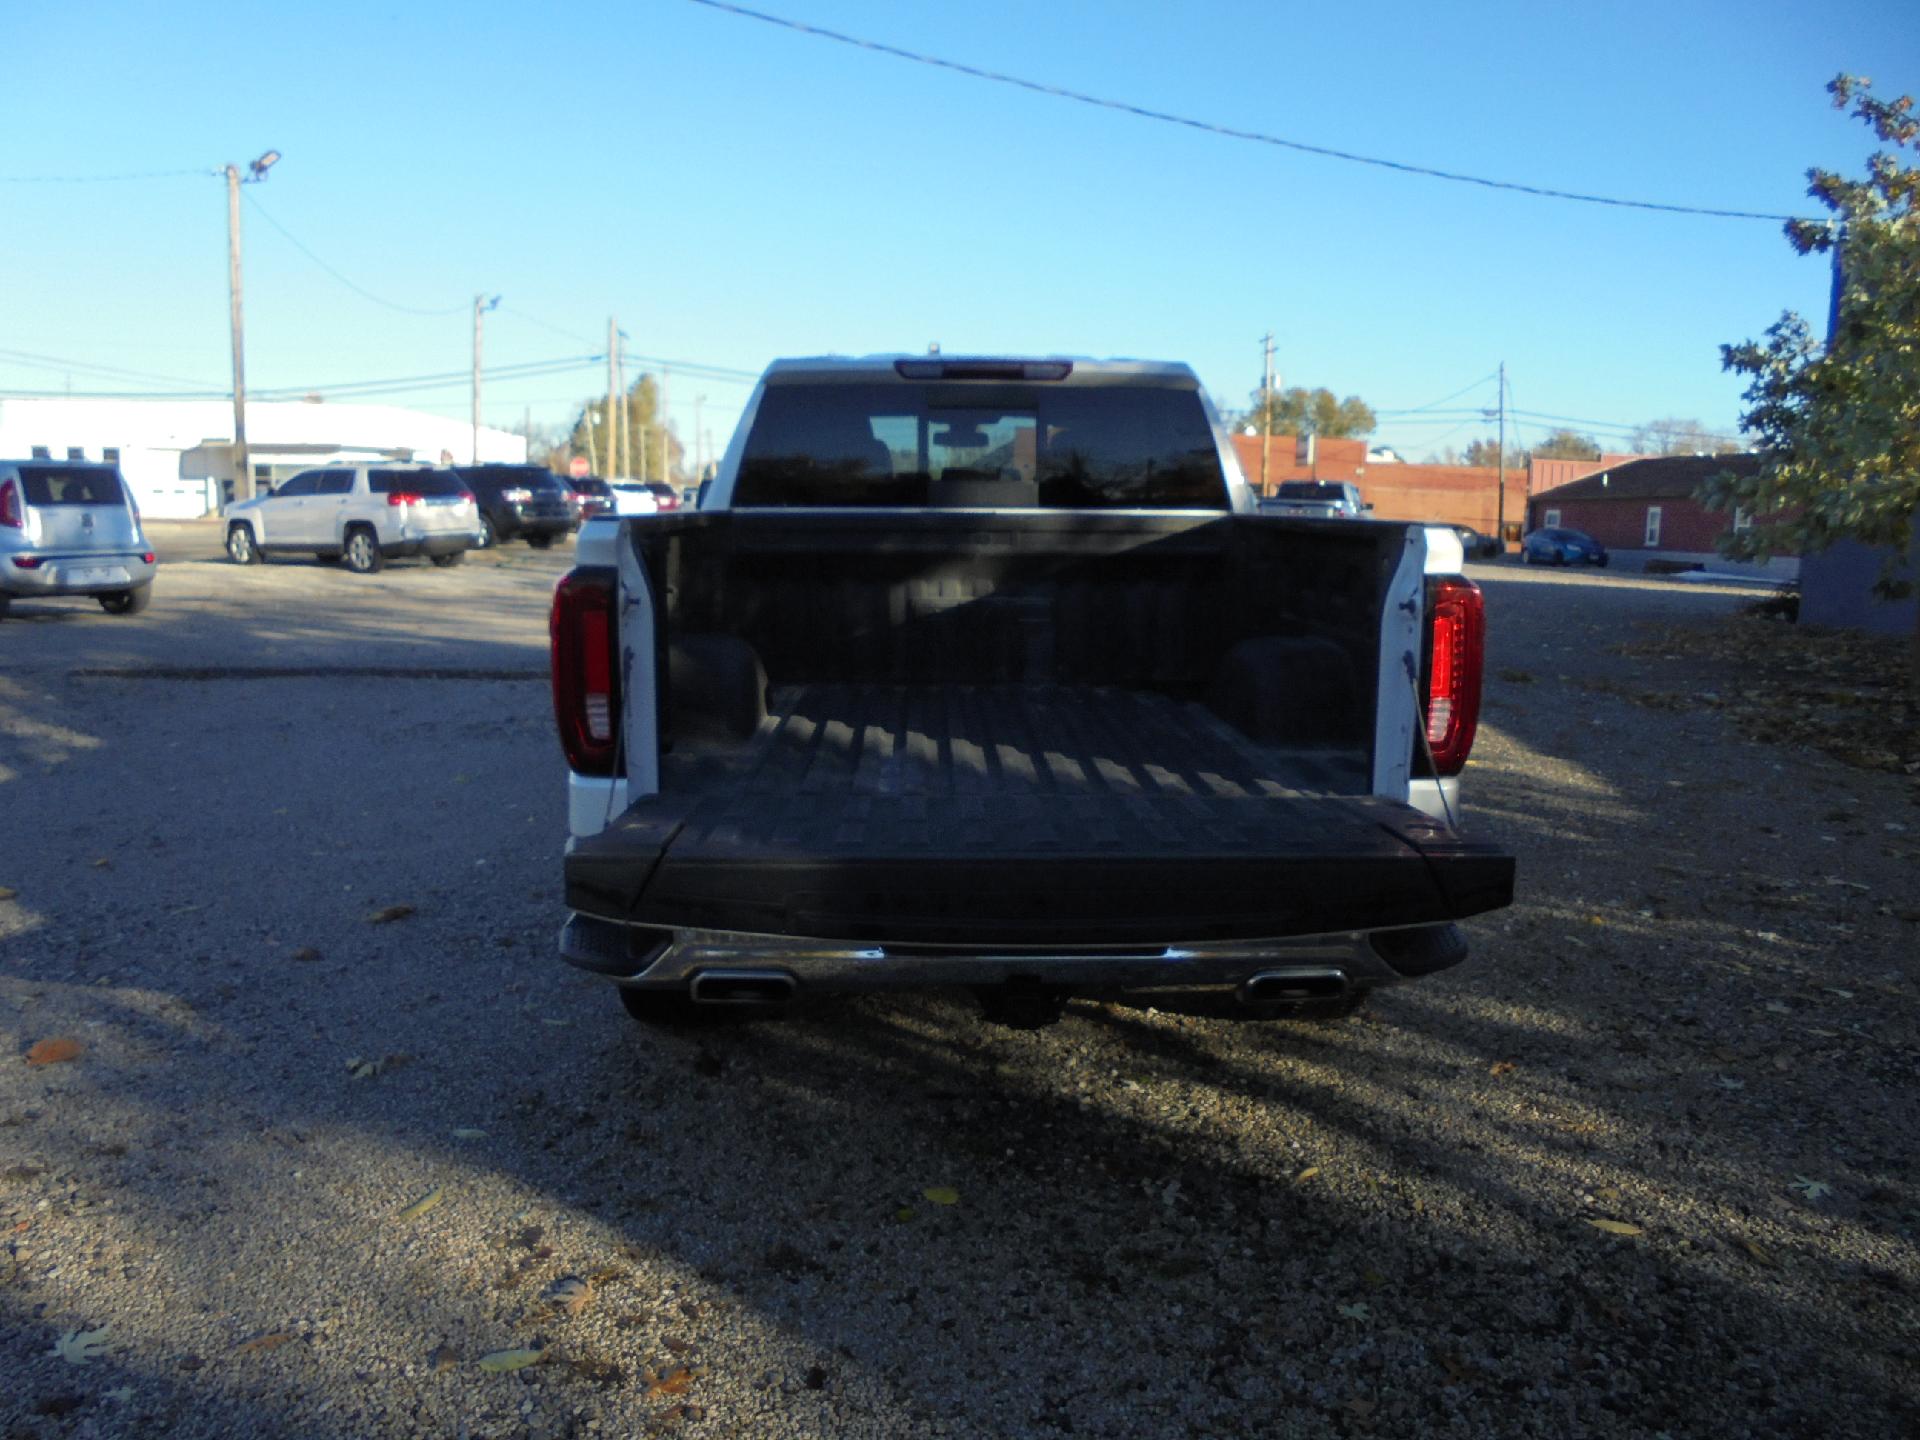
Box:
605 317 620 479
222 150 279 504
660 366 672 483
471 293 500 465
226 165 250 502
1496 360 1508 549
1259 331 1274 498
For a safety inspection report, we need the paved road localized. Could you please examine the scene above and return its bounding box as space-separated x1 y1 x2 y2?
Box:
2 544 1915 1438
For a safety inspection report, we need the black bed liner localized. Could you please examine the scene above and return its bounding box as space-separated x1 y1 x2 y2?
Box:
565 682 1512 946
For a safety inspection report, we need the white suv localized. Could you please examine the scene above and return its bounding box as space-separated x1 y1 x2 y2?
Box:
224 464 479 573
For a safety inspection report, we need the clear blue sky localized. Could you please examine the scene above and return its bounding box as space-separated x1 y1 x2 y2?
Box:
4 0 1914 459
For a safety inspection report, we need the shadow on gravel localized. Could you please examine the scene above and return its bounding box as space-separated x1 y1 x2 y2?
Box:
3 569 1916 1439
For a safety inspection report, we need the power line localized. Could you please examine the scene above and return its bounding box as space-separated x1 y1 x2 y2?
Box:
0 166 218 183
242 191 469 317
0 347 224 390
685 0 1805 223
1375 370 1500 415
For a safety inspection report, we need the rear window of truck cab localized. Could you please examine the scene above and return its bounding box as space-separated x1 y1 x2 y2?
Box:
734 382 1227 509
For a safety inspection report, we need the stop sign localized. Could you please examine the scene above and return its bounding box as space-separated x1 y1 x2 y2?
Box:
568 455 590 479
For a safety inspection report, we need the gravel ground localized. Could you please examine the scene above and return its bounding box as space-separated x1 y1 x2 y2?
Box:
2 548 1916 1438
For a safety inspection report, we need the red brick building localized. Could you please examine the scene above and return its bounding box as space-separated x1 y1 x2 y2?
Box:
1524 453 1789 574
1230 433 1519 538
1527 453 1646 496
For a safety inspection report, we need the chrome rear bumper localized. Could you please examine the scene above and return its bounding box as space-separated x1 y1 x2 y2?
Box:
559 912 1468 995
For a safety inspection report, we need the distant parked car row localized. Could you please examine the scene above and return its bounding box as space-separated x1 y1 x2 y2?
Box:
1520 526 1609 567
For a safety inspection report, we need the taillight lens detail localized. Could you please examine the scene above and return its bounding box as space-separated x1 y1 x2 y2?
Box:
0 480 20 528
550 569 621 775
1422 576 1484 776
386 491 422 507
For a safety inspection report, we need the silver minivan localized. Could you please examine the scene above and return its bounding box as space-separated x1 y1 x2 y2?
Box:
0 461 156 619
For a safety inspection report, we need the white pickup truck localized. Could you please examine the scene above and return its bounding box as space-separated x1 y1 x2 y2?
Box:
551 356 1512 1026
1259 480 1371 520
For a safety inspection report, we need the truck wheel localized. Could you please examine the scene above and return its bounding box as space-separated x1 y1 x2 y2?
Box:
226 523 260 565
342 526 384 574
98 583 152 615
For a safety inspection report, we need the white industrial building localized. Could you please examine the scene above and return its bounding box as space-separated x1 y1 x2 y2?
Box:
0 397 528 519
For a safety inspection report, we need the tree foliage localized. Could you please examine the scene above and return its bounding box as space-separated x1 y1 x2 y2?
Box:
560 373 683 480
1531 428 1604 461
1245 386 1376 438
1705 76 1920 683
1704 77 1919 622
1630 417 1743 456
1462 438 1528 469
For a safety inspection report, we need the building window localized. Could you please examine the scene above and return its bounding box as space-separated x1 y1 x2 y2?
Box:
1733 506 1751 531
66 446 85 461
1645 506 1663 547
29 445 50 459
1543 508 1561 528
103 447 121 463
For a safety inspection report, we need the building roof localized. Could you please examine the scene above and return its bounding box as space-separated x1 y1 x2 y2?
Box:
1531 452 1759 504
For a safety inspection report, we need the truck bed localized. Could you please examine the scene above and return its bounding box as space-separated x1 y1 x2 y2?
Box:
565 680 1511 947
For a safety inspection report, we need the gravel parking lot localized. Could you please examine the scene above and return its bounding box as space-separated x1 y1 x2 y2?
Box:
3 540 1916 1438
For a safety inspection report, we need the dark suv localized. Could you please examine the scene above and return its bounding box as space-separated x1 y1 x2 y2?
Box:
453 465 577 549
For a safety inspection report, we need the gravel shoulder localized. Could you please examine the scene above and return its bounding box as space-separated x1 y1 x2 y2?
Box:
2 555 1916 1439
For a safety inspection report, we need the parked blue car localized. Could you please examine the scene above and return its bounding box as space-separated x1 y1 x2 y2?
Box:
1521 526 1609 567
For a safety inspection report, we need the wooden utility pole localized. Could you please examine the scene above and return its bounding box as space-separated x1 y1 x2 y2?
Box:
1260 331 1274 497
471 294 498 465
605 317 620 478
1495 360 1507 548
225 164 250 502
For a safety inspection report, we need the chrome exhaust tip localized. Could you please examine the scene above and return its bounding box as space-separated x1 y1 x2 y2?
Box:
688 968 799 1006
1237 968 1349 1005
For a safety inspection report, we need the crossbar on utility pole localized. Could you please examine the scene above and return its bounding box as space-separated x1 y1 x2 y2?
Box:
226 165 250 503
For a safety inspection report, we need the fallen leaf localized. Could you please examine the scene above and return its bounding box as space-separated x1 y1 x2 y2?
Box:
647 1367 697 1397
893 1206 916 1223
0 887 16 901
1716 1076 1746 1092
922 1186 960 1206
53 1326 111 1365
1336 1303 1371 1322
103 1387 134 1403
367 904 416 924
451 1128 487 1141
290 947 322 962
1586 1219 1645 1236
543 1275 594 1316
475 1347 545 1373
25 1037 82 1066
585 1266 629 1288
1741 1239 1781 1268
662 1335 695 1356
1344 1397 1377 1419
429 1345 460 1373
90 858 111 869
1488 1060 1516 1077
1790 1176 1833 1202
1293 1166 1322 1184
397 1187 444 1222
235 1331 295 1355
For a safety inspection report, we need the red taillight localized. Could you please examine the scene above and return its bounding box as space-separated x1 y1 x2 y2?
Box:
550 569 621 775
1422 576 1484 776
11 555 41 568
386 491 422 507
141 552 155 564
0 480 20 528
